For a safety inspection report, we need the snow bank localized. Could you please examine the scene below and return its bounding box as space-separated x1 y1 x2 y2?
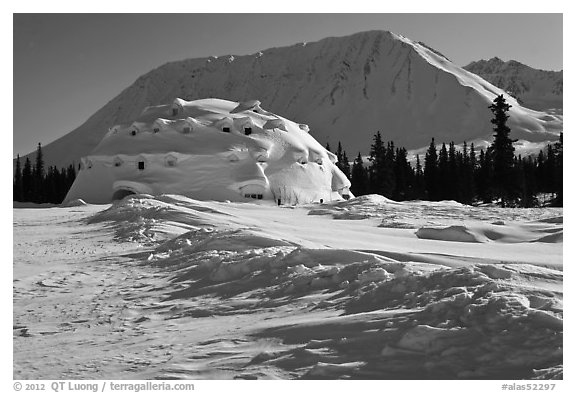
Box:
415 225 485 243
18 194 560 379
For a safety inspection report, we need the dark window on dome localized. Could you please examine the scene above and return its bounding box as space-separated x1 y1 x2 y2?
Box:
222 127 230 133
138 161 145 170
244 194 263 199
131 130 137 136
244 127 252 135
172 108 178 116
153 128 160 133
183 127 191 134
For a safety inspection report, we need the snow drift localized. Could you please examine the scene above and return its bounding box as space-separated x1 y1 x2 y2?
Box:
14 194 562 379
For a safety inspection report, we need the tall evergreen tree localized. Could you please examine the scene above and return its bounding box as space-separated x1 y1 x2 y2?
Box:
477 148 494 203
383 141 396 198
368 131 386 196
447 141 460 200
393 147 410 200
543 144 556 192
489 94 516 206
460 142 475 204
341 150 351 179
22 157 33 202
424 138 438 200
336 142 343 164
517 155 537 207
413 154 426 199
350 152 368 196
33 143 46 203
437 143 450 200
13 154 23 202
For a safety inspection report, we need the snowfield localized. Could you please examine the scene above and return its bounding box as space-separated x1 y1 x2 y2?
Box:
13 195 562 380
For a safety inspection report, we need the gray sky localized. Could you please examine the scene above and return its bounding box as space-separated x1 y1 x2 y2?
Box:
13 13 563 157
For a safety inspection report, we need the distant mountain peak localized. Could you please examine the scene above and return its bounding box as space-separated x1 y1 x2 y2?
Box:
464 57 563 111
19 30 562 169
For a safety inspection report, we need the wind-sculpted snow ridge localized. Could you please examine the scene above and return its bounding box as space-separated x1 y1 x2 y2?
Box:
41 194 559 380
308 195 563 246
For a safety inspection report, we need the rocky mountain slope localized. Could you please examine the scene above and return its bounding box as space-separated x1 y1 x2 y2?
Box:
22 31 562 169
464 57 562 112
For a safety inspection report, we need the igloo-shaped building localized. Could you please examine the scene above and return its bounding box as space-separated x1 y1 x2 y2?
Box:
64 98 352 205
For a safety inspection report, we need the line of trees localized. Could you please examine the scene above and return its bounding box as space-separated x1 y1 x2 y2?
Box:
13 143 77 204
13 96 562 207
334 95 562 207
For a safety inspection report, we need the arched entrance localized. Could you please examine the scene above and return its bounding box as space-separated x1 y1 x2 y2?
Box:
111 181 154 202
112 188 136 201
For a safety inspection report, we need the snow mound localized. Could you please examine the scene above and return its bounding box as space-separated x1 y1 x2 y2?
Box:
535 216 563 224
415 225 486 243
533 232 563 243
308 194 400 219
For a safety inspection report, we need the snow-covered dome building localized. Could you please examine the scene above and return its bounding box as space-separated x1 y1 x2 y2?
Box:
64 98 352 204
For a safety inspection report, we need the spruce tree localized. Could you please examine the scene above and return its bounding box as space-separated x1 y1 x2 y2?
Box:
336 142 343 165
517 156 537 207
536 149 546 191
477 148 494 203
489 94 515 206
22 157 33 202
447 142 460 201
414 154 426 199
393 147 410 200
424 138 438 200
350 152 368 196
33 143 46 203
544 144 556 192
368 131 386 196
341 150 351 179
13 155 23 201
460 142 475 204
437 143 449 200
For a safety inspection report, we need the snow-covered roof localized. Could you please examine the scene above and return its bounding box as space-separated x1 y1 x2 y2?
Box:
212 117 235 131
230 100 261 114
233 116 256 129
263 118 287 131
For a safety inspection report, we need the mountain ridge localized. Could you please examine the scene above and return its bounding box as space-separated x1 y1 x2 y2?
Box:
463 56 562 111
19 30 562 169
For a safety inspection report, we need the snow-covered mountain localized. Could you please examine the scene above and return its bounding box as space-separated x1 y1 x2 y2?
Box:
23 30 562 169
464 57 563 112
